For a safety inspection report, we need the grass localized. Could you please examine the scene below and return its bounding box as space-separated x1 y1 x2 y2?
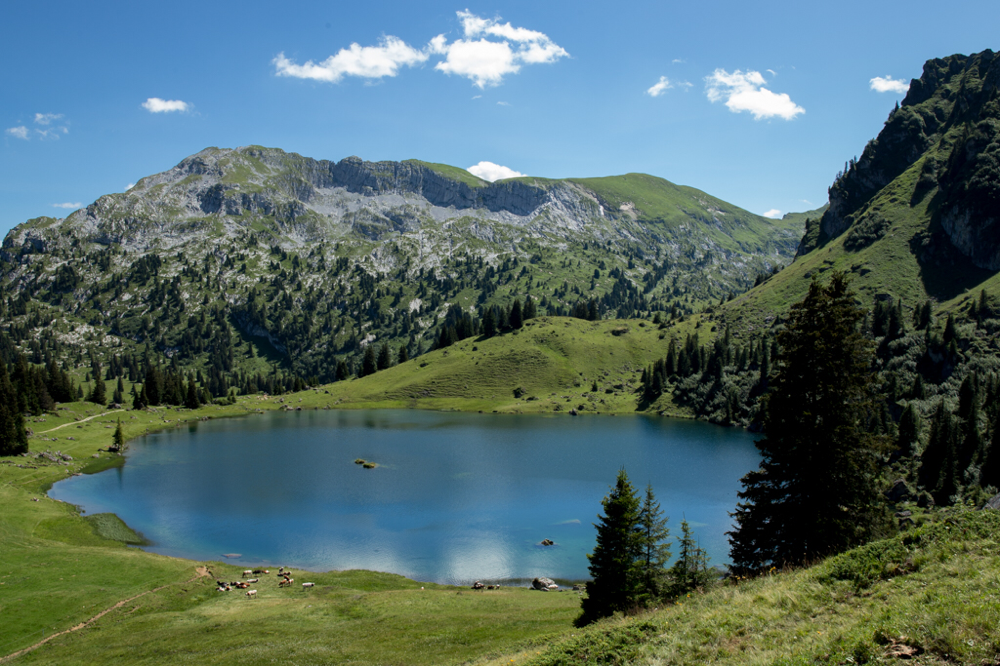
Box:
482 508 1000 666
319 316 705 417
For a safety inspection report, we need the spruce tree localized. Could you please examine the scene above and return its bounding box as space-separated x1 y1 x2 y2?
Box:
360 345 377 377
398 345 409 364
579 469 642 625
637 484 670 602
729 273 890 571
89 373 106 406
376 343 391 371
671 519 711 595
111 418 126 454
0 362 29 456
509 299 524 330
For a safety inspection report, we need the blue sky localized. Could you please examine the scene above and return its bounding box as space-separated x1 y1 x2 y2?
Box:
2 1 997 236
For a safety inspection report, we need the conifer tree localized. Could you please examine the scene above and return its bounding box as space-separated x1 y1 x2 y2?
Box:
360 345 377 377
111 418 126 455
89 373 106 406
376 343 391 371
671 519 711 595
579 469 642 625
0 362 29 456
509 299 524 330
897 403 921 459
397 345 409 364
729 273 890 571
637 484 670 602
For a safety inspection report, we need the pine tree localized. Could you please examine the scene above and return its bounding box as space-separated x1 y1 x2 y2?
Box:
636 484 670 602
185 377 200 409
397 345 409 364
729 273 891 571
89 372 106 406
671 519 711 595
0 362 29 456
579 469 642 625
897 402 921 459
376 343 391 371
509 299 524 330
111 418 127 455
360 345 377 377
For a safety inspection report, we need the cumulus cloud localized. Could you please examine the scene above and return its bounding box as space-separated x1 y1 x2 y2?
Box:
647 76 672 97
762 209 782 219
125 182 136 191
52 202 83 209
274 36 428 83
432 11 568 88
34 113 63 125
6 126 29 140
142 98 191 113
467 161 525 181
870 75 909 94
705 69 804 120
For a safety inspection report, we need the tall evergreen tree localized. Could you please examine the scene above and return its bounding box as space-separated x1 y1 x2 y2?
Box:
671 519 711 595
509 299 524 330
636 484 670 602
359 345 377 377
579 469 642 625
376 343 391 371
729 273 891 572
0 362 29 456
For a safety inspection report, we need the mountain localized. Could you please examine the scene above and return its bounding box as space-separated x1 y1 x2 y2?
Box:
726 49 1000 325
0 147 802 387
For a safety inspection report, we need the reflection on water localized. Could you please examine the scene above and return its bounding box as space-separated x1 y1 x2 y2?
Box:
50 410 760 584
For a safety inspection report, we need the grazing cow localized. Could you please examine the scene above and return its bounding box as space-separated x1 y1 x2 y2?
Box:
302 582 315 588
472 581 485 590
247 578 259 584
243 570 253 578
279 578 294 587
252 569 267 575
246 589 257 598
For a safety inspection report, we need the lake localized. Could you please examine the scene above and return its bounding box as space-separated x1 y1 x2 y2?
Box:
50 409 760 585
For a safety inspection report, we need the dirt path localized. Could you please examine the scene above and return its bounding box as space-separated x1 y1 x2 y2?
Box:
38 410 124 434
0 566 210 663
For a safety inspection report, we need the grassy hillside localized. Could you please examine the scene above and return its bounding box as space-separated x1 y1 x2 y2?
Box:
321 315 707 416
486 507 1000 666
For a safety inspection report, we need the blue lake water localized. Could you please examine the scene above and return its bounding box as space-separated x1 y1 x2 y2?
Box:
50 409 760 585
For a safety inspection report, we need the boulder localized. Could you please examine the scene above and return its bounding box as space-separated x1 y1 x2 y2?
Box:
532 577 556 591
540 539 554 546
984 493 1000 510
885 479 912 503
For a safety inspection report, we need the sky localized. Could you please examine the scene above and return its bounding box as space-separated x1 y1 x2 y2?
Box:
2 1 998 236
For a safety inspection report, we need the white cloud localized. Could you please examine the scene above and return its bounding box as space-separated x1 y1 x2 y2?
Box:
125 182 136 191
496 100 510 106
672 58 685 64
870 75 909 94
705 69 804 120
432 11 568 88
6 126 29 140
274 37 428 83
647 76 672 97
472 94 482 99
467 161 525 181
52 202 83 209
34 113 63 125
142 98 191 113
762 209 782 219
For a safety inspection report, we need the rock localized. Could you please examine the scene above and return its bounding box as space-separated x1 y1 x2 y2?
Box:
885 479 912 503
540 539 554 546
984 493 1000 510
531 577 556 591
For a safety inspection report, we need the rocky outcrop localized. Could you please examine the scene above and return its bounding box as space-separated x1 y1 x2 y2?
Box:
800 50 1000 258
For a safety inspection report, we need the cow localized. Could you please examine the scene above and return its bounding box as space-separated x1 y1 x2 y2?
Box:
246 578 259 584
302 582 315 588
279 578 294 587
246 589 257 598
243 570 253 578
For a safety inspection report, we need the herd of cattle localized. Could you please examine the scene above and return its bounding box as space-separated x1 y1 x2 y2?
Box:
216 567 315 599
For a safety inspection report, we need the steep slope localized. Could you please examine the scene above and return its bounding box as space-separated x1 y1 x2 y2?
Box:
732 49 1000 324
0 147 801 387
